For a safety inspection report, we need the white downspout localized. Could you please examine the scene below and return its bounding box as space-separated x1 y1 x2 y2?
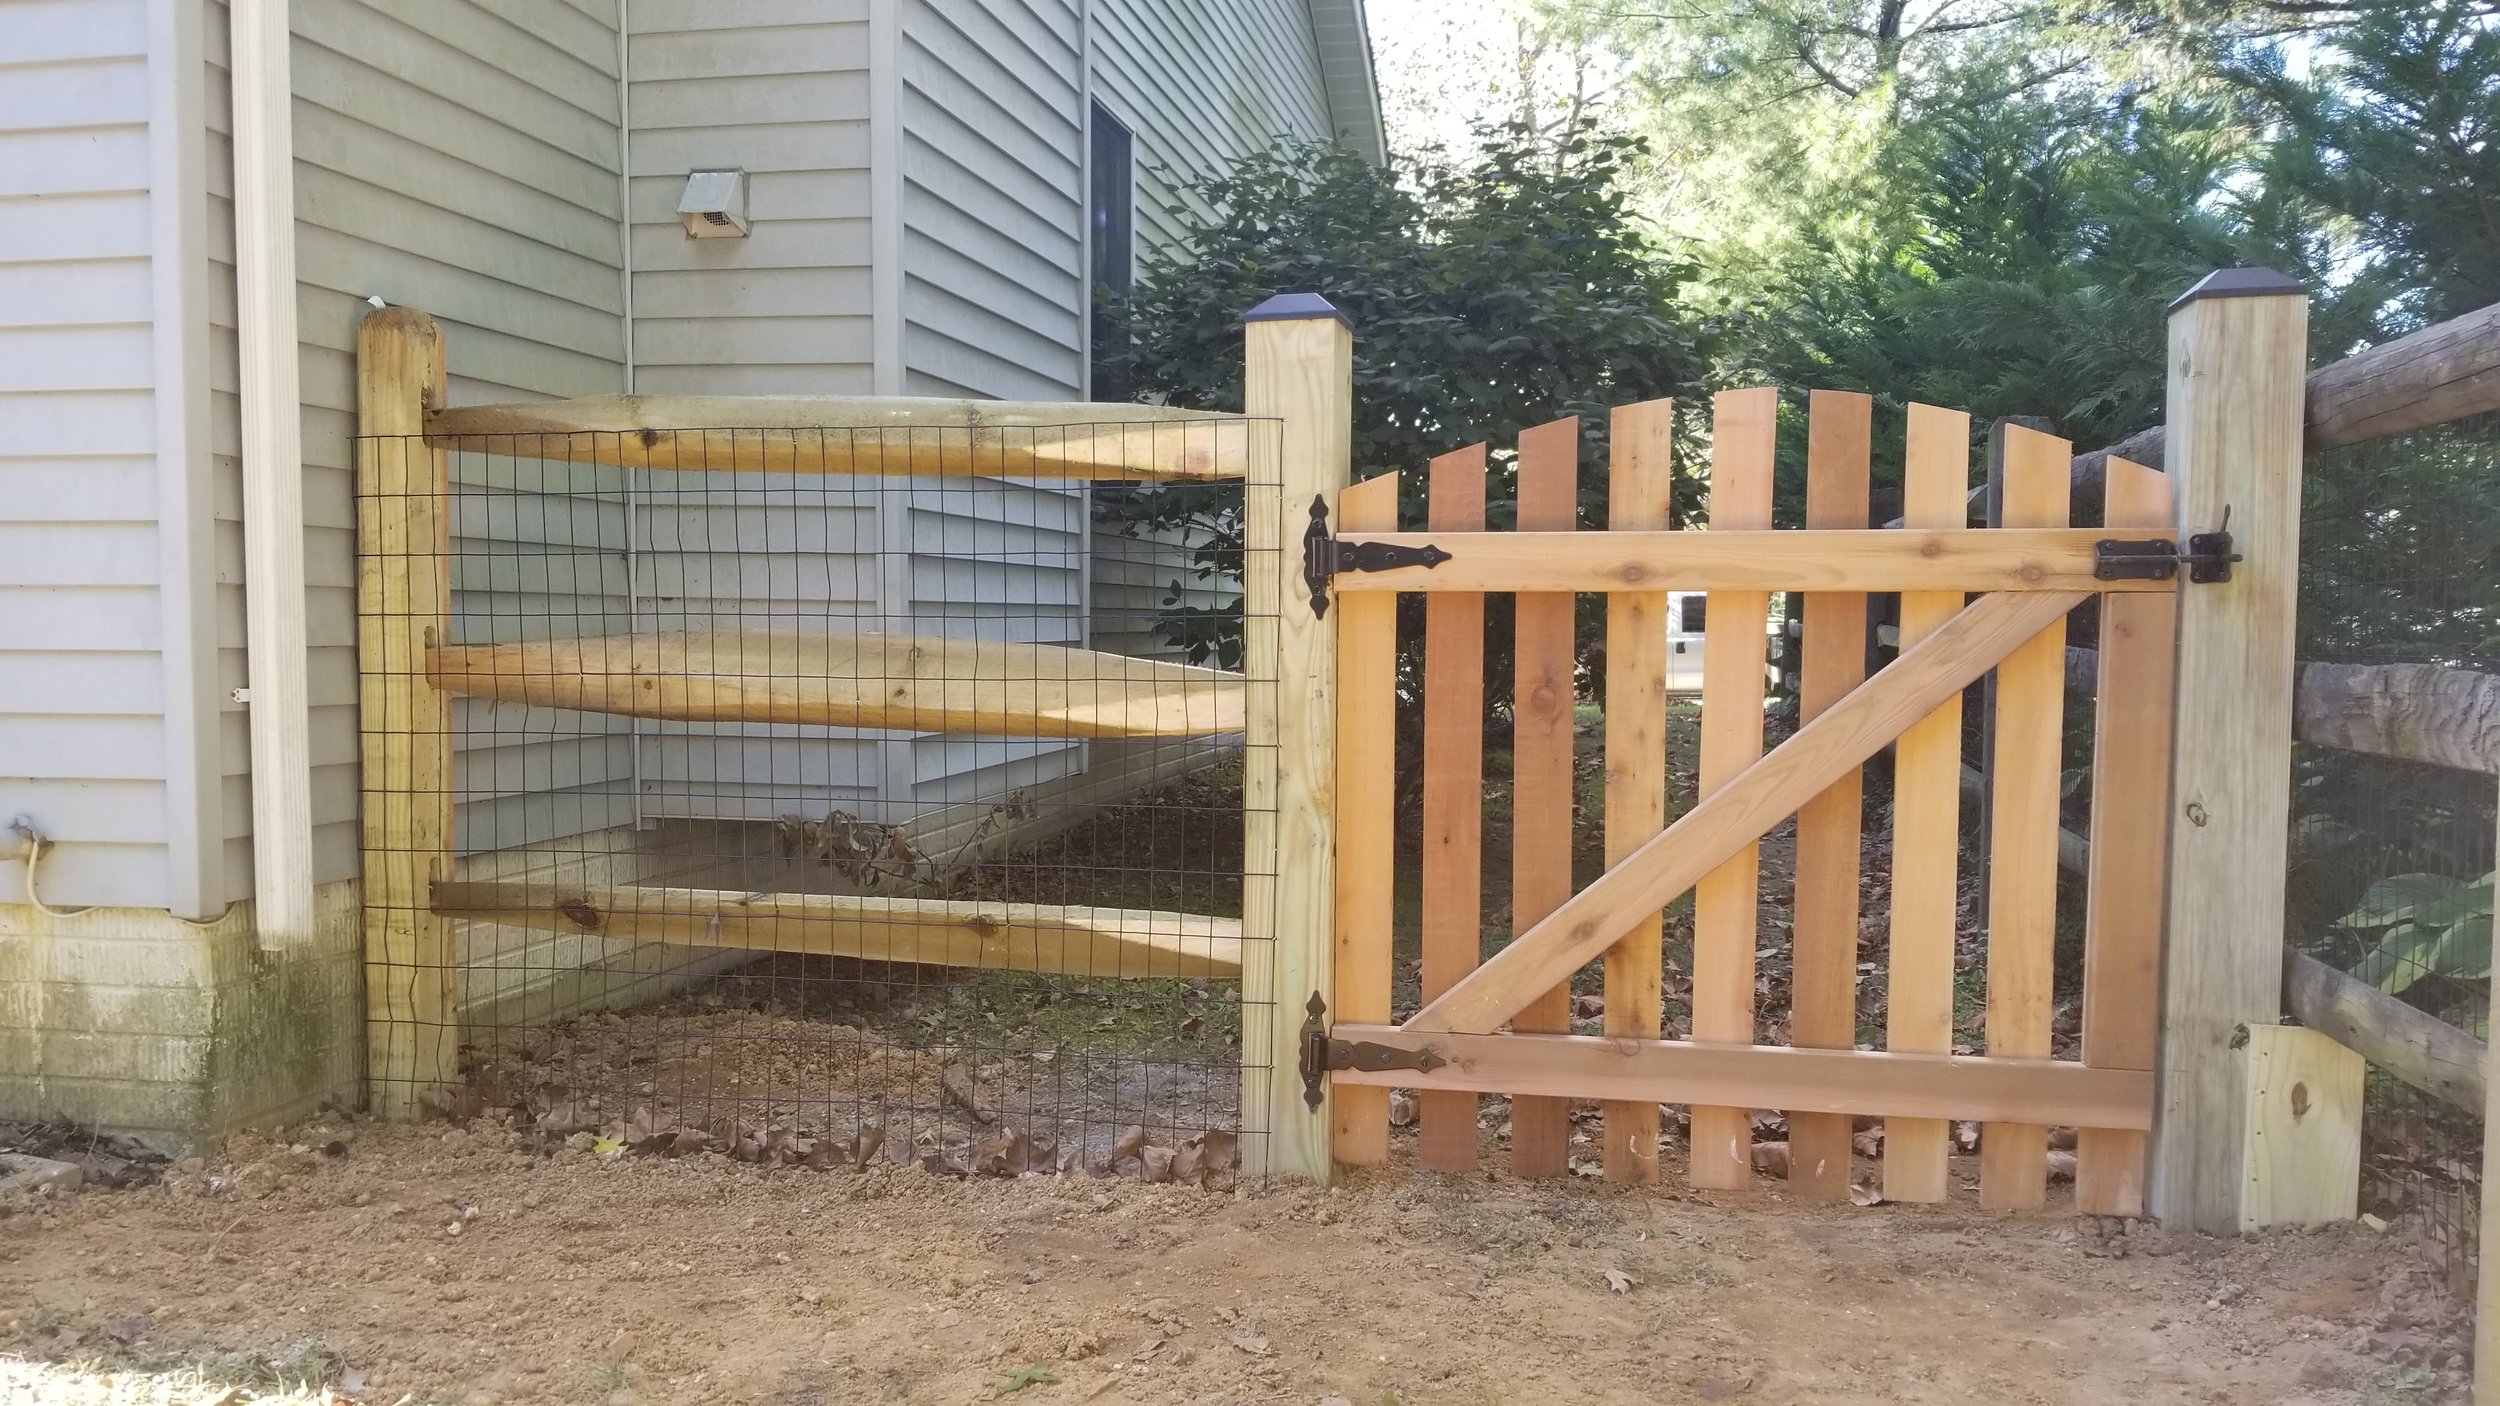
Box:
232 0 316 948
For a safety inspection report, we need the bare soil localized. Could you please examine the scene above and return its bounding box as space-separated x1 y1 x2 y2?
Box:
0 1117 2475 1406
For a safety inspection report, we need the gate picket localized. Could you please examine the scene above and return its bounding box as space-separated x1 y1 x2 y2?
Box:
2075 457 2177 1215
1790 390 1873 1201
1419 444 1490 1171
1690 387 1779 1190
1603 399 1675 1183
1333 472 1402 1167
1978 425 2076 1210
1512 418 1581 1178
1883 403 1972 1204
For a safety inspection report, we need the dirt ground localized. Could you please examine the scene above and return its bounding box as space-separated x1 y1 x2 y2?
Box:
0 1117 2476 1406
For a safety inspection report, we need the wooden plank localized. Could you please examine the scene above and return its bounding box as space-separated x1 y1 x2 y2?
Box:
1333 472 1402 1167
1327 528 2175 595
2474 775 2500 1406
1241 298 1354 1184
1603 398 1674 1183
356 306 457 1120
1790 389 1872 1201
1406 589 2089 1038
428 627 1246 738
1884 402 1972 1204
2240 1024 2363 1227
1332 1027 2153 1132
1978 424 2074 1211
427 394 1251 480
432 882 1243 979
1690 387 1777 1191
1510 417 1580 1179
2151 270 2308 1233
1419 444 1490 1172
2075 456 2176 1216
2284 947 2484 1117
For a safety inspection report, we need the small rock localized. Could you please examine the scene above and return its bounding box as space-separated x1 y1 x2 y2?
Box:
0 1154 85 1196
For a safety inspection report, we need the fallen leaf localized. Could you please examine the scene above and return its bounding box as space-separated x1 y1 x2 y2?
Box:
1571 993 1606 1018
1230 1334 1271 1356
1953 1121 1981 1153
1750 1140 1790 1177
1851 1128 1883 1158
1140 1145 1176 1183
1602 1268 1635 1295
997 1364 1058 1395
1107 1125 1148 1170
1849 1181 1884 1207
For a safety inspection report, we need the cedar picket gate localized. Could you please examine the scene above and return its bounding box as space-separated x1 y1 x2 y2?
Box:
1315 392 2175 1212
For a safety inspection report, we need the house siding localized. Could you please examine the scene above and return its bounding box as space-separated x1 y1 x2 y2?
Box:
219 0 633 881
0 0 209 914
625 0 876 396
1091 0 1333 261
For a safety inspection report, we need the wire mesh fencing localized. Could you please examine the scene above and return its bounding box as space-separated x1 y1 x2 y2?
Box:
2287 411 2500 1297
357 419 1278 1185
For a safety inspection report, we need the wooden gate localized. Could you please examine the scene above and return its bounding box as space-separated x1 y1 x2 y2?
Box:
1314 389 2189 1215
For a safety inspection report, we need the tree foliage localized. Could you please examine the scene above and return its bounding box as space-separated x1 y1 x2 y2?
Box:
1101 125 1708 669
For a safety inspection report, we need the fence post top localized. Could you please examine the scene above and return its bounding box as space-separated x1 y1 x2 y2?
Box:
1243 291 1352 328
2169 266 2307 314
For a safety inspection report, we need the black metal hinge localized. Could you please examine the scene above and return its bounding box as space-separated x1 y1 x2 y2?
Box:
1297 992 1448 1111
2094 509 2243 585
1300 495 1452 618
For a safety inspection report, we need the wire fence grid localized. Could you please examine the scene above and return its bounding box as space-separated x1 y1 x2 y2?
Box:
357 420 1278 1185
2288 410 2500 1295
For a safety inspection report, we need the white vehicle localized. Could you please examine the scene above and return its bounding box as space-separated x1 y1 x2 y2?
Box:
1664 591 1790 694
1665 591 1708 693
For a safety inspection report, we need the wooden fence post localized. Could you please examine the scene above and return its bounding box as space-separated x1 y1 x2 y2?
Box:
356 306 457 1119
2476 769 2500 1405
2150 267 2310 1233
1241 293 1353 1183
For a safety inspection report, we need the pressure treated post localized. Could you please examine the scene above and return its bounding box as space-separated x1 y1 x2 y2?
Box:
356 306 458 1119
2149 268 2309 1233
1241 293 1353 1183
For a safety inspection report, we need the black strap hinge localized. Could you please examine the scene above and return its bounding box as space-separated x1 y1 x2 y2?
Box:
2094 509 2242 585
1297 992 1448 1110
1300 495 1451 618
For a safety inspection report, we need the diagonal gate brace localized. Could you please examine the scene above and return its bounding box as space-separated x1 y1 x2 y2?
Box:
1403 588 2089 1035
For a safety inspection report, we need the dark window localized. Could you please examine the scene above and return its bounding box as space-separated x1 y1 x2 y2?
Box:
1679 595 1707 633
1089 102 1134 401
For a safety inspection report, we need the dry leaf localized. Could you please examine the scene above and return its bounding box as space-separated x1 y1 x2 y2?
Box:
1953 1121 1981 1153
1230 1334 1271 1356
1139 1145 1176 1183
1571 993 1606 1018
1851 1128 1883 1159
1849 1181 1884 1207
972 1128 1033 1178
1601 1267 1635 1294
1107 1125 1148 1170
852 1126 885 1171
1751 1141 1790 1177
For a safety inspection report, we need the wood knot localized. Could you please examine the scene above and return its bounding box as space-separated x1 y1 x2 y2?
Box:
2289 1081 2311 1117
1919 538 1944 558
1618 563 1648 584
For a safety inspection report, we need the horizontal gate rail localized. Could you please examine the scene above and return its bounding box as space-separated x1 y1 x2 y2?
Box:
1326 527 2182 594
1327 1027 2155 1131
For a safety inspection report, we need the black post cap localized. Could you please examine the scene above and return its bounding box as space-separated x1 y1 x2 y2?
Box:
1243 291 1351 327
2169 266 2306 313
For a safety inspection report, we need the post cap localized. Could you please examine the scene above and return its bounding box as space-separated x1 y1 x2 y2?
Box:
1243 291 1351 327
2169 266 2305 314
